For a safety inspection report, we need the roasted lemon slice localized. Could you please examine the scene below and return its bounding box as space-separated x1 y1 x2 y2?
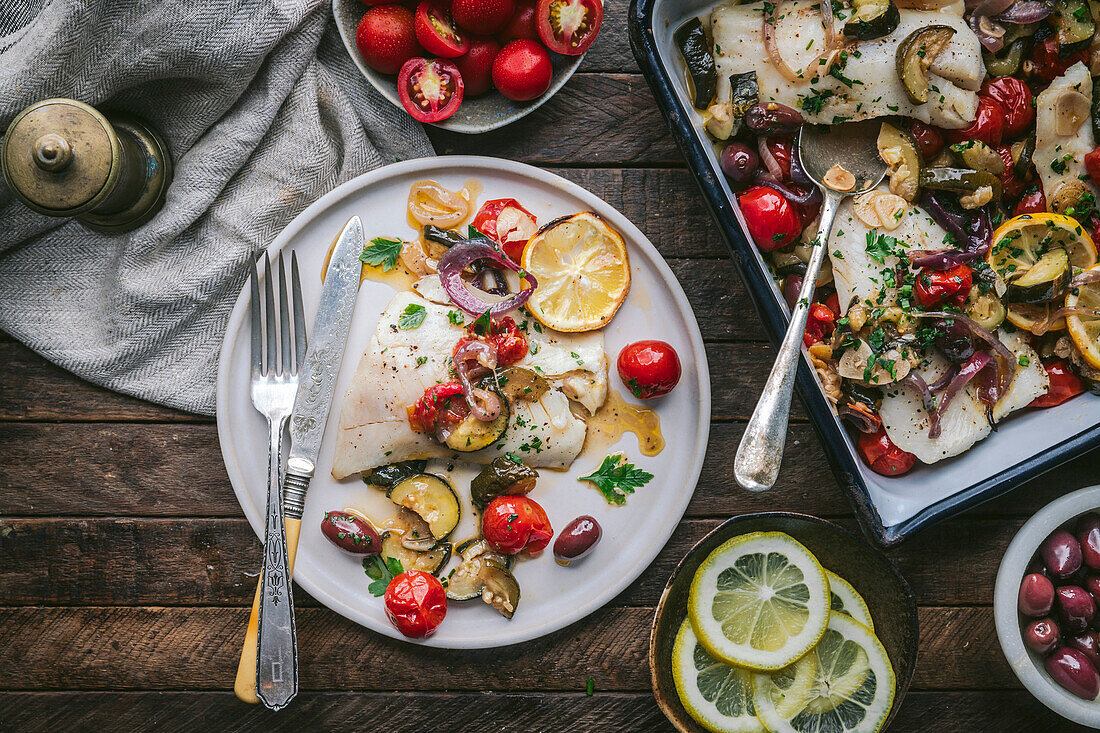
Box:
672 620 766 733
688 532 830 671
1067 264 1100 369
520 212 630 332
825 570 874 631
988 213 1096 286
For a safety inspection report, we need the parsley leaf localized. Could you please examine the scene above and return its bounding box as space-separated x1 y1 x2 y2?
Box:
363 555 403 597
470 309 492 336
398 303 426 330
580 455 654 505
360 237 404 271
447 310 465 326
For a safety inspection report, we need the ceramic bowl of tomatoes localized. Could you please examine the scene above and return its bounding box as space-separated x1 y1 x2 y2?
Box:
333 0 603 133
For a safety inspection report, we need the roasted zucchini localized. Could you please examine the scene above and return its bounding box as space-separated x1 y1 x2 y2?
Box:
966 289 1007 331
919 167 1003 201
388 474 461 540
480 558 521 619
950 141 1005 175
1006 248 1072 303
896 26 957 104
380 530 451 575
493 366 550 402
470 456 539 508
444 542 521 617
877 122 923 202
1055 0 1096 52
443 387 510 452
364 460 428 490
674 18 717 109
983 37 1029 77
844 0 900 40
1010 136 1035 181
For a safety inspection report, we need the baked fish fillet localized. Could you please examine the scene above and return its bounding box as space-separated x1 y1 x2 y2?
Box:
1035 62 1098 210
711 0 983 128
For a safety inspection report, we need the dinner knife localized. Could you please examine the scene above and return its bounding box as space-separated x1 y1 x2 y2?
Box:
235 215 365 707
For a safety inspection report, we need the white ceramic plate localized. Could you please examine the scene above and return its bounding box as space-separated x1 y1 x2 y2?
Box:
216 156 710 648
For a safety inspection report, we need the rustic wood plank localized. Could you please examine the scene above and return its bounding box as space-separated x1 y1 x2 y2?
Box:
578 0 637 74
0 691 1082 733
0 605 1016 691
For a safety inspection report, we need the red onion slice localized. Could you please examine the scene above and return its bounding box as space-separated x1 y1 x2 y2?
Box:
901 371 938 432
1030 306 1100 335
454 338 501 421
438 240 537 317
927 365 959 392
997 0 1054 23
758 138 784 181
1072 269 1100 287
928 351 992 438
909 249 981 270
763 4 802 82
917 310 1017 397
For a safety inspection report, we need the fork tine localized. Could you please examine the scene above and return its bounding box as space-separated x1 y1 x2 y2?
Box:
278 252 292 377
249 258 262 381
291 251 307 372
264 254 277 376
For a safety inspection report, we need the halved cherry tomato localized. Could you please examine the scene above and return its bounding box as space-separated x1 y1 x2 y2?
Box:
482 495 553 555
982 77 1035 139
803 303 836 347
914 264 972 308
1085 147 1100 185
454 35 500 96
995 145 1024 201
946 96 1005 147
384 570 447 638
492 39 552 101
737 186 802 252
907 119 944 159
398 57 464 123
765 137 793 180
414 0 470 58
1029 359 1086 408
408 382 466 432
499 0 540 41
1029 36 1089 85
1014 186 1047 216
617 340 682 399
473 198 538 259
536 0 603 55
857 427 917 476
479 317 529 366
356 4 423 75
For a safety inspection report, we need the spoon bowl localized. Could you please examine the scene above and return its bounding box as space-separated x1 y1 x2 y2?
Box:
798 121 888 194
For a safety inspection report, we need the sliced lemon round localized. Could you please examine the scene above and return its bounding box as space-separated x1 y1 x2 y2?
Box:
688 532 830 671
520 211 630 332
673 620 766 733
751 613 896 733
825 570 874 631
988 213 1097 286
1067 264 1100 369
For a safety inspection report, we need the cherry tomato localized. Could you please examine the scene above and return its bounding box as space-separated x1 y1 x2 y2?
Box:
473 198 538 259
1030 360 1086 408
384 570 447 638
907 119 944 159
499 0 540 41
946 96 1005 147
482 495 554 555
996 145 1024 201
857 427 918 476
452 0 515 34
982 77 1035 139
454 36 501 97
737 186 802 252
414 0 469 58
617 340 682 399
356 4 423 75
492 39 552 101
1029 36 1089 85
803 303 836 347
536 0 603 56
397 57 464 123
765 137 793 180
1014 185 1047 216
1085 147 1100 186
483 316 529 365
408 382 466 432
823 291 840 317
914 264 972 308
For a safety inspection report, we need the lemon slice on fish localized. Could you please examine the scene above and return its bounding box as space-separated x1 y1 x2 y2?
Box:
988 213 1096 285
826 570 874 631
751 612 895 733
672 620 766 733
1066 264 1100 370
688 532 830 671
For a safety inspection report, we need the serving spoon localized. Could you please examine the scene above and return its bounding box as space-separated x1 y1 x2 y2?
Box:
734 121 887 492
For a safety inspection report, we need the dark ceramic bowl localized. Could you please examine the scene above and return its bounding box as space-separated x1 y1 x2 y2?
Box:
650 512 918 733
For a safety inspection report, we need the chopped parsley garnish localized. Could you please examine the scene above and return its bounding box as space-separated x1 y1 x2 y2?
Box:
416 356 427 367
360 237 404 271
470 310 492 335
447 310 465 325
398 303 427 330
580 455 654 505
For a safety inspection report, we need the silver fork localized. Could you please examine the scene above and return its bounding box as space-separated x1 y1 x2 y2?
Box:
249 251 306 710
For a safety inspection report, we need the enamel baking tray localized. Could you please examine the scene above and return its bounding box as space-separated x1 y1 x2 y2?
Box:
629 0 1100 546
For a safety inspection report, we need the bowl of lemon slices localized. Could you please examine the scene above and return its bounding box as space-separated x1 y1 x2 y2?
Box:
650 513 918 733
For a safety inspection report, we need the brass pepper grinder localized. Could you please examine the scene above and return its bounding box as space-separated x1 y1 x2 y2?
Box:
1 98 172 232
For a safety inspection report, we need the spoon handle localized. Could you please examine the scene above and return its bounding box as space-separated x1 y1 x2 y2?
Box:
735 191 843 492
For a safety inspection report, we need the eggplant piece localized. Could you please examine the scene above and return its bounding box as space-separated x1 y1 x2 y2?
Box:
675 18 717 110
983 38 1029 78
364 460 427 490
443 387 510 452
896 26 957 105
388 474 461 540
1006 248 1072 303
950 141 1005 175
1055 0 1096 53
470 456 539 508
380 530 451 575
877 122 923 202
1011 136 1036 181
919 167 1003 200
844 0 900 40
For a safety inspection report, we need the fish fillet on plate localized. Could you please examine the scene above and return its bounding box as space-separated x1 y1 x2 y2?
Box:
331 284 608 479
1034 63 1099 210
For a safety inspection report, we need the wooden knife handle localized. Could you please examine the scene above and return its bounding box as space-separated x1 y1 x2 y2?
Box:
234 516 302 704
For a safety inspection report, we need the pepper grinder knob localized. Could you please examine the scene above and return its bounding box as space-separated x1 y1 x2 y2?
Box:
34 133 72 172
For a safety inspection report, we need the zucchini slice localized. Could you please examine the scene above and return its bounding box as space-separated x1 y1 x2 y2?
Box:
380 530 451 575
983 37 1029 78
470 456 539 508
364 460 427 490
1055 0 1096 52
707 72 759 140
388 474 461 541
966 289 1007 331
919 167 1002 201
494 366 551 402
443 387 510 452
1006 248 1071 304
844 0 900 40
674 18 717 110
480 558 521 619
950 141 1005 175
877 122 923 202
444 545 517 604
896 26 957 104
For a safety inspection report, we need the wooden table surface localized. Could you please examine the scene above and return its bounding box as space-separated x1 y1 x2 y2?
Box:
0 4 1096 730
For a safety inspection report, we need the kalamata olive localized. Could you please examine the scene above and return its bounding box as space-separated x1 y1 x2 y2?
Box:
1027 558 1050 577
1078 515 1100 570
1071 631 1100 668
1024 618 1061 655
1086 575 1100 606
1058 585 1097 634
321 510 381 556
720 143 759 184
782 274 804 311
934 320 975 364
1045 647 1100 700
553 515 602 564
1042 530 1083 579
1019 573 1056 617
744 102 804 135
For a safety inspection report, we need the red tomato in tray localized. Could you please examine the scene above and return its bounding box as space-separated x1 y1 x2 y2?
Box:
982 77 1035 140
1030 360 1086 408
765 137 793 180
408 382 466 432
995 145 1025 201
914 264 972 309
803 303 836 348
857 427 918 476
356 4 423 75
907 119 944 159
617 340 682 399
946 96 1005 147
536 0 603 55
452 0 515 34
492 39 552 101
1014 186 1047 216
414 0 470 58
479 317 529 366
737 186 802 252
482 495 554 556
1085 147 1100 185
473 198 538 259
1029 36 1089 85
499 0 540 41
454 36 501 97
398 57 464 123
384 571 447 638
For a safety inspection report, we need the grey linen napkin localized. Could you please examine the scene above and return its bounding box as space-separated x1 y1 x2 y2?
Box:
0 0 433 415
